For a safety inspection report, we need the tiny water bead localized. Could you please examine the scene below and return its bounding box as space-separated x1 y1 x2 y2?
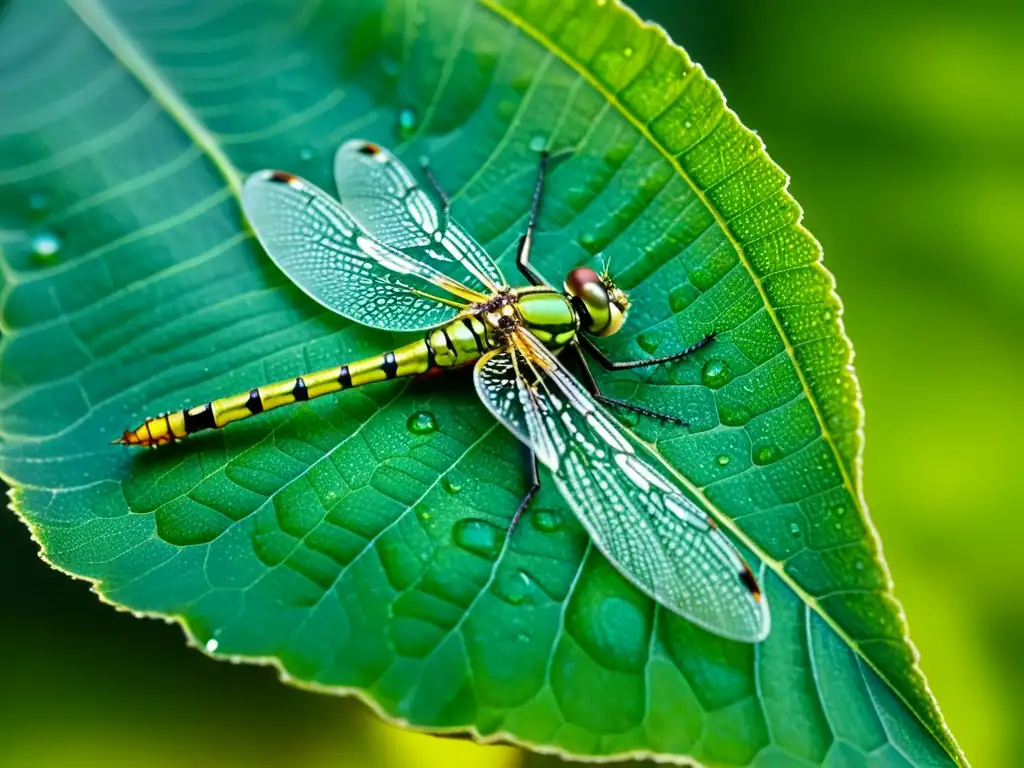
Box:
717 401 751 427
578 231 600 254
406 410 438 435
441 476 463 495
298 146 315 162
790 522 801 537
396 106 419 140
452 518 504 559
753 444 780 465
623 46 634 57
29 231 62 262
27 192 48 212
531 509 564 533
668 284 697 313
701 359 731 389
715 454 731 467
528 133 547 153
495 569 534 605
205 638 219 653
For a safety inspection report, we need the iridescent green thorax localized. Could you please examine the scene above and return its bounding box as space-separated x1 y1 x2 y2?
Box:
513 288 579 349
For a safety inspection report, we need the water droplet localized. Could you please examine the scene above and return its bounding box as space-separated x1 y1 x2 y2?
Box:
684 120 692 129
789 522 801 537
717 401 751 426
531 509 564 533
452 518 504 559
578 231 600 254
381 56 400 78
517 633 531 643
597 0 607 6
833 505 847 517
701 359 731 389
715 454 731 467
822 307 834 323
688 267 715 291
396 106 419 140
406 411 437 435
615 409 640 428
298 146 315 162
30 231 62 262
205 638 219 653
623 46 634 57
442 476 462 495
495 569 534 605
855 560 864 571
528 133 547 152
28 192 48 212
636 332 660 354
415 504 431 521
603 142 632 166
668 284 697 313
753 444 780 465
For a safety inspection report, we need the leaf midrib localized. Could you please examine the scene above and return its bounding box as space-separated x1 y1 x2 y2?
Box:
59 0 955 761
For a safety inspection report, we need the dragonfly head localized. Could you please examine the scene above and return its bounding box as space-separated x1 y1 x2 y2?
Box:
564 266 630 337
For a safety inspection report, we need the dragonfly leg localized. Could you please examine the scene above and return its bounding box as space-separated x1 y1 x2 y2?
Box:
580 332 716 371
571 344 688 426
509 447 540 536
515 151 551 287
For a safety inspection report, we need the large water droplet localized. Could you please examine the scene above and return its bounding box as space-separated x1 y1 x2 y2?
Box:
30 231 62 262
715 454 731 467
752 444 780 465
205 638 219 653
495 569 534 605
636 332 660 354
442 476 462 495
701 359 731 389
531 509 564 533
452 518 504 559
528 133 547 153
396 106 419 140
406 411 438 435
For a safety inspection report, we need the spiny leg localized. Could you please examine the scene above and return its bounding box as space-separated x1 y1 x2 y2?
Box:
509 446 540 536
580 332 716 371
571 343 688 426
516 150 550 287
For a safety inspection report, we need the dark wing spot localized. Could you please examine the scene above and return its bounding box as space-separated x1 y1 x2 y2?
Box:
357 142 381 156
739 567 762 601
268 171 296 184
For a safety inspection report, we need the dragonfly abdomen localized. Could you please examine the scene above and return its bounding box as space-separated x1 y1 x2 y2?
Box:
117 337 444 447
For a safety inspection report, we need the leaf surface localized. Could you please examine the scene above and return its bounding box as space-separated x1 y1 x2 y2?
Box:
0 0 962 764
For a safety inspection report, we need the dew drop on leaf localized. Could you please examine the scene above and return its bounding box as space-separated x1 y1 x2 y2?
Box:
753 444 780 465
578 231 600 254
790 522 801 537
441 476 462 495
623 46 634 57
716 454 731 467
833 505 847 517
495 569 534 605
406 410 437 435
298 146 315 162
636 332 660 354
701 359 731 389
30 231 62 262
205 638 219 653
531 509 564 533
668 284 697 313
452 518 504 559
717 401 751 426
528 133 547 152
415 504 431 521
28 192 48 212
396 106 419 140
855 560 865 571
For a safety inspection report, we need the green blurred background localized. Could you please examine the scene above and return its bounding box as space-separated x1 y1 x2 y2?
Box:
2 1 1020 765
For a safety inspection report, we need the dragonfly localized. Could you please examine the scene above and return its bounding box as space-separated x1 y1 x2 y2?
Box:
117 140 770 643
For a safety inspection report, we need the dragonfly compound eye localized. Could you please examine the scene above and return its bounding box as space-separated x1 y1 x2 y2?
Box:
564 266 627 337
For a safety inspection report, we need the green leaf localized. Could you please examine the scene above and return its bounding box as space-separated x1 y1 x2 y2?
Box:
0 0 963 764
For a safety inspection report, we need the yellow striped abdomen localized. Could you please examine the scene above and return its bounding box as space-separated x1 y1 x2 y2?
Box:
116 313 495 447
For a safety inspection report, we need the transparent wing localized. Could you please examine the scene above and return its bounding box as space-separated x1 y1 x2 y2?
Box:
474 332 770 642
335 139 506 294
242 170 489 332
